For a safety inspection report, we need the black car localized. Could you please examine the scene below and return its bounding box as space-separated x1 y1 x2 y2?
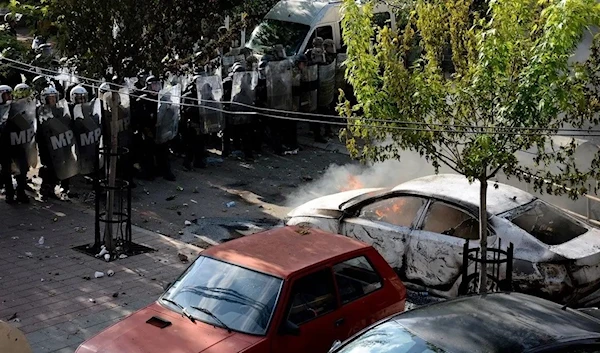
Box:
329 292 600 353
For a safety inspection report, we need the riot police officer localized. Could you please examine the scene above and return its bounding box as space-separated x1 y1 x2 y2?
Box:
134 75 176 181
181 76 207 170
0 85 26 203
70 85 88 105
223 62 254 161
37 86 72 200
3 13 18 37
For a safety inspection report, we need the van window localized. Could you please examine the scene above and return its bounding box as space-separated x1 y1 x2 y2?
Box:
309 25 334 44
373 12 392 29
247 19 310 56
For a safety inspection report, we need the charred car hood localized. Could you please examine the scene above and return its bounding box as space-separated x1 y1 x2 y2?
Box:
287 188 385 218
76 303 261 353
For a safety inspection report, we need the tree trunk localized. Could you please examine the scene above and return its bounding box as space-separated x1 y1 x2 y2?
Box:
478 176 488 294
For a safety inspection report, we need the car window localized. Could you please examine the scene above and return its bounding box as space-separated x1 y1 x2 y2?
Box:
287 268 337 326
359 196 426 228
334 256 383 304
510 200 587 246
421 202 479 240
310 25 334 43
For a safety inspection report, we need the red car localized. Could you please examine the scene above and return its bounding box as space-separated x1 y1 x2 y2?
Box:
76 226 406 353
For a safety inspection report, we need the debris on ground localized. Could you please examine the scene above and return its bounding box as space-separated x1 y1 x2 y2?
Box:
178 253 189 263
94 271 105 279
193 187 199 194
104 253 111 262
38 236 45 245
11 236 19 240
119 254 128 259
83 276 91 280
190 199 198 204
95 246 108 258
112 292 119 298
40 278 44 282
107 270 115 277
226 201 236 208
184 220 192 226
166 195 176 201
177 186 184 192
25 252 33 258
89 298 96 303
176 211 182 216
183 203 189 207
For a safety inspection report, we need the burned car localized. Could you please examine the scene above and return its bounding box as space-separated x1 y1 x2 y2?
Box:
287 174 600 306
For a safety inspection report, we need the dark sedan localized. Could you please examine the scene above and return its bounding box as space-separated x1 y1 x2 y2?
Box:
329 292 600 353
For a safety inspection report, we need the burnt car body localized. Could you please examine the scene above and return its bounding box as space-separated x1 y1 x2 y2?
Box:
75 226 406 353
287 174 600 306
328 292 600 353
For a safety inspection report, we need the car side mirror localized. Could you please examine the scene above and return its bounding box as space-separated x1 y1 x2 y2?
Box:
329 340 342 352
279 320 301 336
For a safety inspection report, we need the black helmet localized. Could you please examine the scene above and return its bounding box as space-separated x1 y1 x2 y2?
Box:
295 54 308 64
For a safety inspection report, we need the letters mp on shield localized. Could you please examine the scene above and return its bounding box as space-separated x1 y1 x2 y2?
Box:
7 98 38 174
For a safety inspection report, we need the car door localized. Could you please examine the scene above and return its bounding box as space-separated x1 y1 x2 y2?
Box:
271 267 342 353
340 195 428 272
405 199 483 289
331 253 396 339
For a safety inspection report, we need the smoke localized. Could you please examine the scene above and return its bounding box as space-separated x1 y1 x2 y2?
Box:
286 150 454 208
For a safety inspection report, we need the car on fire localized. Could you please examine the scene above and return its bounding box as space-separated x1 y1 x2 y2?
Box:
75 226 406 353
328 292 600 353
287 174 600 306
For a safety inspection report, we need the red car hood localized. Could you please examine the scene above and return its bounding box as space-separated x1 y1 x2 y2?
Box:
76 303 262 353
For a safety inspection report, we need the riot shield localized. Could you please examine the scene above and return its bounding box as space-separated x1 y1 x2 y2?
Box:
230 71 257 125
318 60 336 108
335 53 348 93
300 64 318 112
196 75 224 134
101 88 132 150
266 60 293 111
222 54 246 78
6 98 38 174
37 104 79 180
156 83 182 144
73 98 102 174
0 104 9 128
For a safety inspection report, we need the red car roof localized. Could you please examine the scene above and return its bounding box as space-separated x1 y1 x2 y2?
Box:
203 226 370 279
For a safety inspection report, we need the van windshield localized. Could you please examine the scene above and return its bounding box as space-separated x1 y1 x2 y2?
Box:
246 19 310 56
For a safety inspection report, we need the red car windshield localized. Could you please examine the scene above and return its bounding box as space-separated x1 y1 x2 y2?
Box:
161 256 283 335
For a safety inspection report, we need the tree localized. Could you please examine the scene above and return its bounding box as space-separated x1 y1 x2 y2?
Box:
9 0 278 78
340 0 600 292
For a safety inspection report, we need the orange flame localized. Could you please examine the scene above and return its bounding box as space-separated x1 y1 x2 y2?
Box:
341 175 364 192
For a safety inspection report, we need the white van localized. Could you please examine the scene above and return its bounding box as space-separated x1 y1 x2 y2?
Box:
246 0 396 57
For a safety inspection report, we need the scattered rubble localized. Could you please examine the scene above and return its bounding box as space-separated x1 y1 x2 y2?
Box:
104 253 110 262
118 254 128 259
89 298 96 303
226 201 236 208
94 272 105 279
38 236 45 245
24 252 32 258
107 270 115 277
178 253 189 263
112 292 119 298
184 220 192 226
177 186 184 192
166 195 176 201
190 199 198 204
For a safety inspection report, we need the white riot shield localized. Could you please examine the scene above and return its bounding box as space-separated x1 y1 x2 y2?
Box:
300 64 318 112
266 60 293 111
335 53 348 93
318 60 336 108
6 98 38 174
230 71 258 125
222 55 246 78
37 104 79 180
73 98 102 174
197 76 224 134
156 83 182 144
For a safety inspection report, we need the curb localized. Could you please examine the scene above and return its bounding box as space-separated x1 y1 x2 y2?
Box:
297 136 350 156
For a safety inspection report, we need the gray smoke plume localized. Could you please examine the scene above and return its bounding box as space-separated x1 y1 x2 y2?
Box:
286 150 454 208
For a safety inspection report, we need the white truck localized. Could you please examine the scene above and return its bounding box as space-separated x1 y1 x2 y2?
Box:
245 0 397 57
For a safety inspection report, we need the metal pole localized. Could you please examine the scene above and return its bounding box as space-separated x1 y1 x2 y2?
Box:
103 90 120 255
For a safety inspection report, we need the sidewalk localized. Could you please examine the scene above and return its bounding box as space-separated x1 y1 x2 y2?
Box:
0 200 201 353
